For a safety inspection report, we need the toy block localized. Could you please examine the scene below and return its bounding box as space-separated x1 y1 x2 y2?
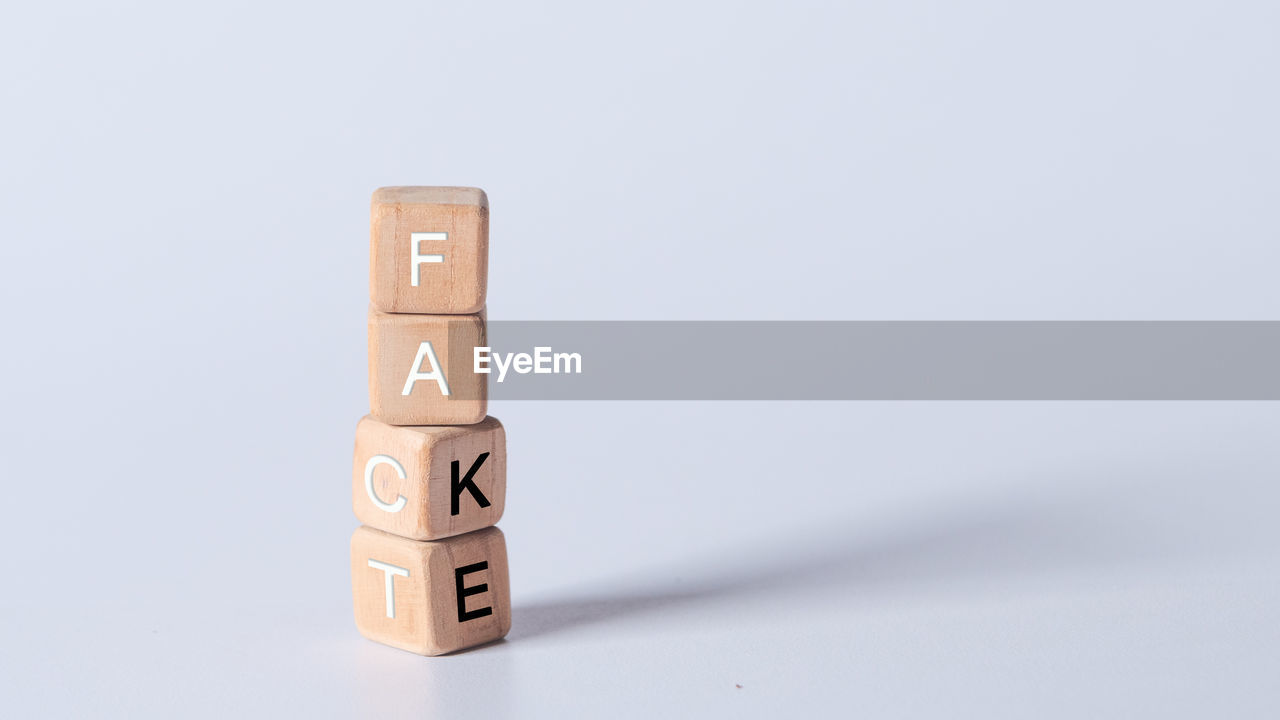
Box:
353 415 506 541
370 186 489 315
351 525 511 656
369 307 487 426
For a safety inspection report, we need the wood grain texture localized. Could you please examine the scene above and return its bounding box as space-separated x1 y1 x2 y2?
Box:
353 415 507 541
370 186 489 315
368 306 487 426
351 525 511 656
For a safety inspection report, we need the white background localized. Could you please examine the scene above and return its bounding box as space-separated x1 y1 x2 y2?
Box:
2 1 1278 717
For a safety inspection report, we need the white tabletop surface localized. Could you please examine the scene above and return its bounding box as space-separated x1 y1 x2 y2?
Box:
3 403 1279 717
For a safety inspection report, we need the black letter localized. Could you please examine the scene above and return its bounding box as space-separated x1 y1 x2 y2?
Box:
451 453 492 516
454 561 493 622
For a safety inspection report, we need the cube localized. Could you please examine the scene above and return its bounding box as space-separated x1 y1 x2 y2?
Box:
369 307 487 426
370 186 489 315
353 415 506 541
351 525 511 655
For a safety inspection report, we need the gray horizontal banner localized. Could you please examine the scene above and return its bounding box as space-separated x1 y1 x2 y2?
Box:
466 321 1280 400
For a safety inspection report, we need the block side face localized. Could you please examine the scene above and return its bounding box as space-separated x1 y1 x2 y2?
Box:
425 417 507 539
352 417 432 540
366 308 387 419
368 310 488 426
486 528 513 640
370 188 488 314
422 527 511 655
351 527 433 654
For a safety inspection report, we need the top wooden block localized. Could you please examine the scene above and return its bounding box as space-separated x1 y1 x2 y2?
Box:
371 187 489 314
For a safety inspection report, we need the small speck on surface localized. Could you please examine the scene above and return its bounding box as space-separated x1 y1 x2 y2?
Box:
735 684 743 689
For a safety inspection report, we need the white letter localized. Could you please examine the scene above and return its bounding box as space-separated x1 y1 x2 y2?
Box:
534 346 552 373
493 351 513 383
513 353 533 374
474 347 491 374
410 232 446 287
364 455 407 513
402 341 451 396
368 559 410 618
555 351 582 374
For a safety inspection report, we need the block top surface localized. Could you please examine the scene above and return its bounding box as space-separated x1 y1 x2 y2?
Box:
373 186 488 209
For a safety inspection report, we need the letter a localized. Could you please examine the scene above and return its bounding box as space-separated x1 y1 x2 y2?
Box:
402 341 451 396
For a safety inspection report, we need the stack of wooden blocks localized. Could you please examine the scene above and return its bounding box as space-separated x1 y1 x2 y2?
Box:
350 187 511 656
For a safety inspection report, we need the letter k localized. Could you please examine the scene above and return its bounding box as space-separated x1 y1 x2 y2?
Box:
451 453 492 516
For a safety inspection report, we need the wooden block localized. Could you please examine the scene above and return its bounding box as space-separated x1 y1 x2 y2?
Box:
351 525 511 655
370 186 489 315
353 415 506 541
369 307 487 426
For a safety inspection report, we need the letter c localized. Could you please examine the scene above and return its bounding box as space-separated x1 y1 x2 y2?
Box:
364 455 408 513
